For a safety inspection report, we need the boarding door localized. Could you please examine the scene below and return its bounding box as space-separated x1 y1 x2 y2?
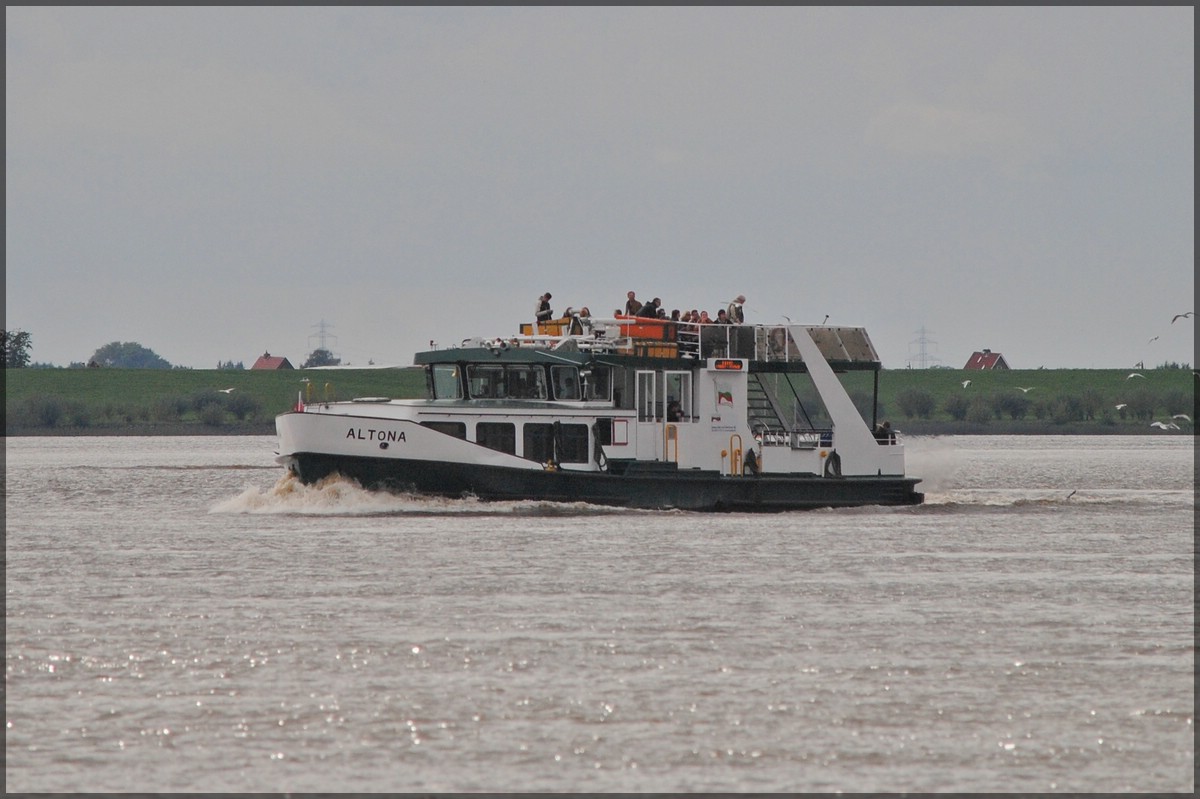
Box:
663 371 692 463
635 371 660 459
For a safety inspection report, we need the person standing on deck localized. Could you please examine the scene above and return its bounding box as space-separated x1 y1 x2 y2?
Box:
536 292 554 323
624 291 642 316
727 294 746 324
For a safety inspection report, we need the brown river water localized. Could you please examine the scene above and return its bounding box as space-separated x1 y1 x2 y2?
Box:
4 434 1193 792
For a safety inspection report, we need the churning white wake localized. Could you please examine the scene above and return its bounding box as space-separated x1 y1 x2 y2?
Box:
209 472 639 516
209 472 477 515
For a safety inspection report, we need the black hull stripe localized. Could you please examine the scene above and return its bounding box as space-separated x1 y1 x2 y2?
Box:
285 453 924 512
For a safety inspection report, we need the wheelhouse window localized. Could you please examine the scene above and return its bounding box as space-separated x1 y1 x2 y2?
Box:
584 366 612 401
429 364 463 399
466 364 546 400
506 365 546 399
467 365 505 399
476 422 515 454
552 366 580 400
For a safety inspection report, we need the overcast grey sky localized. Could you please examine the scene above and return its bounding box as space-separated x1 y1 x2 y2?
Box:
6 6 1194 370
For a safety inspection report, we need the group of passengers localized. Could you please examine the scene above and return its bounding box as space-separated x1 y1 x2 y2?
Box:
534 290 748 335
621 291 747 326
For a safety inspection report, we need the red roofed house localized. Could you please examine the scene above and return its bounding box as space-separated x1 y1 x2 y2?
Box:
251 351 295 370
964 348 1010 370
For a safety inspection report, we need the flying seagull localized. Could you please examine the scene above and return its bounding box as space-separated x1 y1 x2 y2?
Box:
1172 414 1191 421
217 387 236 394
1150 421 1180 430
961 379 972 388
1015 386 1035 393
1126 373 1145 380
1147 335 1159 344
1066 490 1077 500
1114 403 1128 410
1171 311 1193 323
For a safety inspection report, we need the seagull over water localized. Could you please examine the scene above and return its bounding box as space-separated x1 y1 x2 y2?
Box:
1171 311 1193 323
1150 421 1180 430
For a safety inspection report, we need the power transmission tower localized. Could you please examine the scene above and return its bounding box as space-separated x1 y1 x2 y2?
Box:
308 319 338 356
906 326 942 369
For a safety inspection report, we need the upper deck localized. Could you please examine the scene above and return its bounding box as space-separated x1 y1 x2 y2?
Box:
413 315 882 372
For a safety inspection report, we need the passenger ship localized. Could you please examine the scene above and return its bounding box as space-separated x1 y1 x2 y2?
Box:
274 312 923 511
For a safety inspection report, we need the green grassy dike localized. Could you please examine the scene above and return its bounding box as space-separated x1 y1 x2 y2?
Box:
4 368 427 436
3 366 1196 436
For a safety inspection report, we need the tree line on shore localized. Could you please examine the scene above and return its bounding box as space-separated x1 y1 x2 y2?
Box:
890 386 1192 426
4 329 343 371
7 376 1194 436
8 388 265 432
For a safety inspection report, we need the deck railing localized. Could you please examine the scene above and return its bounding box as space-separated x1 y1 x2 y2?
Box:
509 318 879 366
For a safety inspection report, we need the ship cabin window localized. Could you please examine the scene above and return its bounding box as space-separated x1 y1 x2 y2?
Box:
524 422 590 464
506 365 546 399
558 423 589 462
466 364 547 400
476 422 515 455
523 424 553 463
584 366 612 401
429 364 463 399
664 371 693 422
467 365 505 399
552 366 580 400
594 418 613 446
637 371 658 422
421 420 466 439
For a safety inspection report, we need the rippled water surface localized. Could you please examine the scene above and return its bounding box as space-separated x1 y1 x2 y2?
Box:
5 435 1194 792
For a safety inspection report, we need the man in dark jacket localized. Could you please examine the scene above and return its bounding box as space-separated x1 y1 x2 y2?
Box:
636 297 661 318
